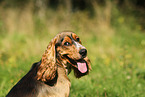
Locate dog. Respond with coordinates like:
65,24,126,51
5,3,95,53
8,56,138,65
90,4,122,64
6,32,91,97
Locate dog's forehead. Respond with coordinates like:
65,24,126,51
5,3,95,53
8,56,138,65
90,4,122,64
56,32,79,43
59,32,73,37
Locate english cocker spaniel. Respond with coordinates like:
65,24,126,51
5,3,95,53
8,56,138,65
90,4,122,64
6,32,91,97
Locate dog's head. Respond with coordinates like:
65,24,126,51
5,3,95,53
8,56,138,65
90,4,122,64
37,32,91,82
56,32,91,78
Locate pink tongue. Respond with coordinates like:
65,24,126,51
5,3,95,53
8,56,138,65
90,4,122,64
77,62,87,73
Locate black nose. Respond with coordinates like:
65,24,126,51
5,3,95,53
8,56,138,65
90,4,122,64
79,49,87,58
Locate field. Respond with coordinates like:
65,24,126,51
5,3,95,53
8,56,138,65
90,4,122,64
0,5,145,97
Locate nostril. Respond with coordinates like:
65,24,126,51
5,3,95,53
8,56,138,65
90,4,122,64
79,49,87,58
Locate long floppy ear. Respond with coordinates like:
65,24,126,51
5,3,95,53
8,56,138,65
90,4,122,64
37,36,58,82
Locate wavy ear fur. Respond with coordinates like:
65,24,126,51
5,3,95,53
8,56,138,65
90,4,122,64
37,36,58,82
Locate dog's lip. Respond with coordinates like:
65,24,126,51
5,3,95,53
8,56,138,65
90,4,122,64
64,55,88,73
64,55,86,64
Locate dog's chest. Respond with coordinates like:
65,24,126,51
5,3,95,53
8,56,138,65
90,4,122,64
37,68,71,97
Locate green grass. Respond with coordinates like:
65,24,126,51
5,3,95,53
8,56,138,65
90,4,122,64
0,29,145,97
0,7,145,97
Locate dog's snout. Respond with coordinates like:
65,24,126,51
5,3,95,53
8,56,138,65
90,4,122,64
79,49,87,58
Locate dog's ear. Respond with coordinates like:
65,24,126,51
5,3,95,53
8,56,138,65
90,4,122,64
37,36,58,82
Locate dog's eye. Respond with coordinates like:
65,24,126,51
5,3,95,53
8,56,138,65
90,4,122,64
76,37,80,42
64,42,70,46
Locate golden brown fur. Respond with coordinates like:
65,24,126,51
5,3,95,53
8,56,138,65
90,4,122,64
6,32,91,97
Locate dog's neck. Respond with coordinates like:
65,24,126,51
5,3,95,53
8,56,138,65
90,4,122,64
56,56,71,76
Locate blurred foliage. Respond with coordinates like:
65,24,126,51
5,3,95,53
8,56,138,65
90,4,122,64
0,0,144,28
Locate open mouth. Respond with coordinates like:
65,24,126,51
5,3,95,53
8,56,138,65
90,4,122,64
64,55,88,73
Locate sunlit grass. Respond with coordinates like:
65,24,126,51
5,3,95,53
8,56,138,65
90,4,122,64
1,29,145,97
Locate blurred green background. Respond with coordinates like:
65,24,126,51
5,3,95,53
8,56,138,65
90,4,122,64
0,0,145,97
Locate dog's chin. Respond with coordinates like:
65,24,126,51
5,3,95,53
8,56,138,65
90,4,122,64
64,55,89,78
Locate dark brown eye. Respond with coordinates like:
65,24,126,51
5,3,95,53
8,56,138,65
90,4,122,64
64,42,70,46
76,37,80,42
